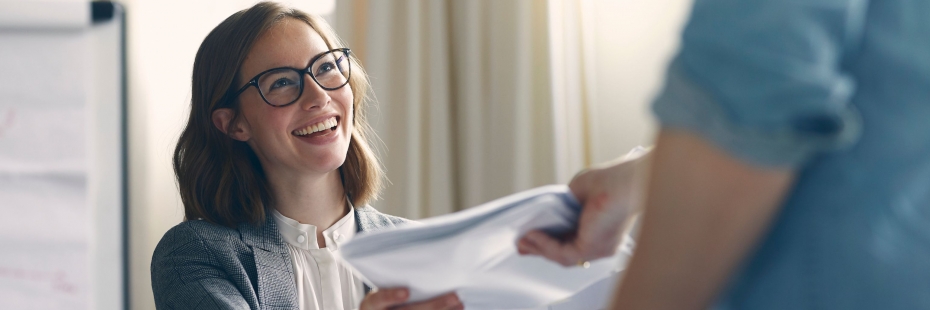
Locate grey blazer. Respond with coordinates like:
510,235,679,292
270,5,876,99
151,206,409,310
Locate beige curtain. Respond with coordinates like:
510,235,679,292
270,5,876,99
334,0,596,219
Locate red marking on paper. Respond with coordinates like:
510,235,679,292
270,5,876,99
0,108,15,138
0,266,78,294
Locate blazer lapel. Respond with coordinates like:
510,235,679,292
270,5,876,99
355,205,392,295
240,214,298,308
355,206,373,233
354,205,393,233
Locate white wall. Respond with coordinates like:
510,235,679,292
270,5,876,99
588,0,692,163
126,2,249,309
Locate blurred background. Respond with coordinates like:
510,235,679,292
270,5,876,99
2,0,693,309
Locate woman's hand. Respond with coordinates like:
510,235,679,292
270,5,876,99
359,288,463,310
517,149,650,266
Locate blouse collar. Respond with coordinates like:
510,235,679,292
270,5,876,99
271,203,357,251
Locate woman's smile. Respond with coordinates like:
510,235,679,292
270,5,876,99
292,115,341,145
293,116,338,136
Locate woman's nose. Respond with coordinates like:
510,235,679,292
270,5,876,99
297,73,330,109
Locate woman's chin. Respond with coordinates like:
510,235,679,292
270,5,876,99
300,154,347,175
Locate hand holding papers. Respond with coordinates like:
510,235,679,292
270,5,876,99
339,185,631,310
518,146,649,267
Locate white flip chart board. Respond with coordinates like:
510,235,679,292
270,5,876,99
0,1,126,309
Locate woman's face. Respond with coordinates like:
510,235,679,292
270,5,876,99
228,19,354,177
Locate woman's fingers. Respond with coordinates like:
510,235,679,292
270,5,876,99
360,289,462,310
393,292,463,310
359,288,409,310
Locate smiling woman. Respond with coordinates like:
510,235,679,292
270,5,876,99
175,4,375,229
150,2,462,310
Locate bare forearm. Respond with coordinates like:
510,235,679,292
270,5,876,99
610,129,795,310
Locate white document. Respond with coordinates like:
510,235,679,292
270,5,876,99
339,185,632,310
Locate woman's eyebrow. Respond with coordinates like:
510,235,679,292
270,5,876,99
248,47,332,75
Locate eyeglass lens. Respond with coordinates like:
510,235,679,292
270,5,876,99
256,50,350,106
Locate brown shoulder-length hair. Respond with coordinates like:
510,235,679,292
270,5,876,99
174,1,383,228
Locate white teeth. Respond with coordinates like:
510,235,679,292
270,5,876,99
294,117,338,136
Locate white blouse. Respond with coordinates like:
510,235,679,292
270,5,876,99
272,208,364,310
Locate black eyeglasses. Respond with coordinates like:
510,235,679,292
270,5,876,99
233,48,352,107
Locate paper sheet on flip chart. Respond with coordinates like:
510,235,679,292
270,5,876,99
0,26,91,310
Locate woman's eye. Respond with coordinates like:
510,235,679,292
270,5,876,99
270,78,296,89
316,62,335,76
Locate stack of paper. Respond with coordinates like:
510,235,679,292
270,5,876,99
338,185,631,310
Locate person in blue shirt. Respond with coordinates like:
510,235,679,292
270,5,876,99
519,0,930,309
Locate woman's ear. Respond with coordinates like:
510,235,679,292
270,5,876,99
212,108,251,142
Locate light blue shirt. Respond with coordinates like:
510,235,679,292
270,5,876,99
652,0,930,309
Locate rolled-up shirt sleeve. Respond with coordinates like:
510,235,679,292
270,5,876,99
653,0,869,167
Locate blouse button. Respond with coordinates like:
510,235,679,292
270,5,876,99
297,235,306,243
334,233,342,241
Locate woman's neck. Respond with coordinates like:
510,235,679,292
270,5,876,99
267,168,348,232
